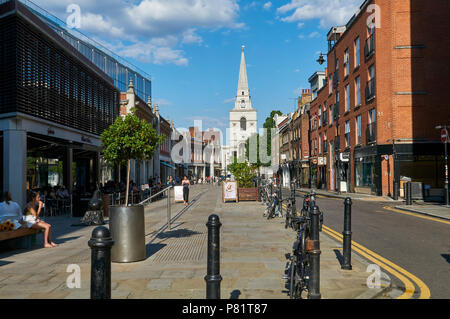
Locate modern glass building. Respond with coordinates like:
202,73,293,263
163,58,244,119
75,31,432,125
0,0,153,215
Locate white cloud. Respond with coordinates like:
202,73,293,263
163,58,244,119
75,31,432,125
276,0,361,29
31,0,242,65
223,98,235,104
182,29,203,45
308,31,320,38
263,2,272,10
297,22,305,28
153,98,172,106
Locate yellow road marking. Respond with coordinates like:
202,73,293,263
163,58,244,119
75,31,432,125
323,225,430,299
280,201,432,298
383,206,450,226
281,205,431,298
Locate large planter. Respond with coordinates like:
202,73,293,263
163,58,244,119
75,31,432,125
109,205,146,263
238,187,258,201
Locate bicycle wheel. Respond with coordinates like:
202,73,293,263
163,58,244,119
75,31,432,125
289,260,296,299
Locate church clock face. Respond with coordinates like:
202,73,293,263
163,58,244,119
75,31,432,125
240,100,246,108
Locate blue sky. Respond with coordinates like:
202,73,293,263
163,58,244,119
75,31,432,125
31,0,362,133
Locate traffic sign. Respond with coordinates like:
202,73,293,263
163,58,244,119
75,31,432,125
441,128,448,143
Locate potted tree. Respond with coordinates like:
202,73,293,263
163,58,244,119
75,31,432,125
229,162,258,201
101,108,163,262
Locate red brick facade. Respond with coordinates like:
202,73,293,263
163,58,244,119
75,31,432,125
308,0,450,196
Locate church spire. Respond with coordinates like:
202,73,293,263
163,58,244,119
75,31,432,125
237,45,248,93
234,45,252,110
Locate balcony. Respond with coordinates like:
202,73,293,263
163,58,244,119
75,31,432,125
366,123,376,144
365,78,376,102
334,136,340,151
333,69,339,88
365,33,375,59
334,102,340,120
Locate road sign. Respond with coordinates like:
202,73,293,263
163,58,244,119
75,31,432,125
441,128,448,143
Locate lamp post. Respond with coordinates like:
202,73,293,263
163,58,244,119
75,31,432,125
316,52,326,65
436,126,449,206
387,139,400,200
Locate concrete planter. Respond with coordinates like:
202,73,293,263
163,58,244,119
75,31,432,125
109,205,146,263
238,187,258,201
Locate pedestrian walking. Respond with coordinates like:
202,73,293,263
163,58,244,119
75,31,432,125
182,175,191,206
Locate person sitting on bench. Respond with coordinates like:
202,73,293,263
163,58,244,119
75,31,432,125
23,191,58,248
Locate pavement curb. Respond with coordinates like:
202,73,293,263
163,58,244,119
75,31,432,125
393,205,450,221
321,229,393,299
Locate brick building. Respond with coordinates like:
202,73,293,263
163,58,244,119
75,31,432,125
308,0,450,197
290,90,312,187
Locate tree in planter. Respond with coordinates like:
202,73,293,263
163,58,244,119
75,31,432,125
228,162,256,188
101,108,164,206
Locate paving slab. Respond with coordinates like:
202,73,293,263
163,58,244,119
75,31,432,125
0,184,391,299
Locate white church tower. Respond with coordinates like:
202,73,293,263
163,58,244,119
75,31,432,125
229,45,257,161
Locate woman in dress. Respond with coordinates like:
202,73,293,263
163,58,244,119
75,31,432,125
182,175,191,206
24,191,58,248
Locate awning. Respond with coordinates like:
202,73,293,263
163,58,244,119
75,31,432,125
160,161,176,169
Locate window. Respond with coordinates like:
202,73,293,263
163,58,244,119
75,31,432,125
345,120,351,147
369,65,375,80
369,108,376,124
240,117,247,131
345,84,350,112
344,49,349,76
242,91,245,96
330,104,334,124
355,76,361,106
354,37,360,68
318,108,322,127
319,134,322,154
329,74,333,94
356,115,362,145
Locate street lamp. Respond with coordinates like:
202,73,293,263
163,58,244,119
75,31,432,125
316,52,326,65
435,125,449,206
386,139,401,200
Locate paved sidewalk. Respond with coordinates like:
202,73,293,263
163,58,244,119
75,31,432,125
394,204,450,221
0,184,391,299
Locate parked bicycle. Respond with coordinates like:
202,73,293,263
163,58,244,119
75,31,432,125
284,190,324,298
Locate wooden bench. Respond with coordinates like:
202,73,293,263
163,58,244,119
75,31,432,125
0,227,42,249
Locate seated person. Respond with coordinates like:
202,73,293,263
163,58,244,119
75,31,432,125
23,191,58,248
0,191,22,219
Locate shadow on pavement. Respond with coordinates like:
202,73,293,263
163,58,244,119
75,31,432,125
145,242,166,258
333,249,344,267
229,290,241,299
156,228,201,239
441,253,450,264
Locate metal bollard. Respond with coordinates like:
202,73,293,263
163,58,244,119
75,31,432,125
393,181,399,200
341,198,352,270
308,206,321,299
406,182,412,205
205,214,222,299
88,226,114,299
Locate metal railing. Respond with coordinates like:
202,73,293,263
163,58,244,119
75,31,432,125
139,185,173,230
366,123,376,144
366,78,376,101
365,33,375,59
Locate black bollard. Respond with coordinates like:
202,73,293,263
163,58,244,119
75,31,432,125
88,226,114,299
341,198,352,270
205,214,222,299
406,182,412,205
308,206,321,299
393,181,399,200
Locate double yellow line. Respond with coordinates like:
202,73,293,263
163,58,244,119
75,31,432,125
281,204,431,299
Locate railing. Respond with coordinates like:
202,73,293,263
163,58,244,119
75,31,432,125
366,123,376,144
334,136,341,151
334,102,340,120
139,185,173,230
366,78,376,101
333,69,339,88
365,33,375,59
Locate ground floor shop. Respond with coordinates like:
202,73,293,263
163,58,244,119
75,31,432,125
308,143,447,199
